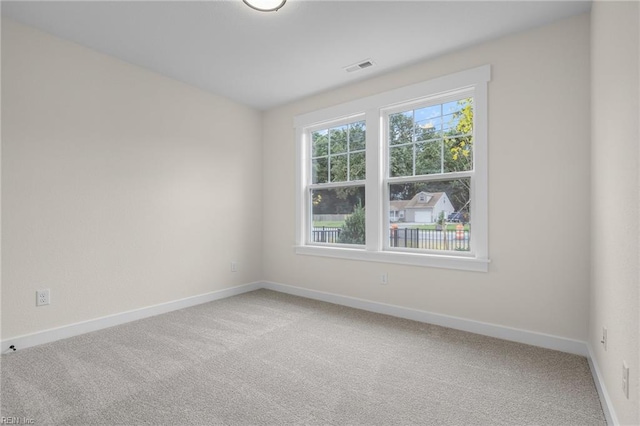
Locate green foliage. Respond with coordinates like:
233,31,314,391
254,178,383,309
389,111,414,145
443,98,473,173
415,141,442,175
311,99,473,220
349,122,366,150
312,186,365,215
338,204,366,245
388,97,473,181
389,113,414,177
390,145,413,177
312,121,366,185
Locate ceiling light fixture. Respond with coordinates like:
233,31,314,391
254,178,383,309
243,0,286,12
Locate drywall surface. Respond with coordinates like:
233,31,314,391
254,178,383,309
0,17,3,347
590,2,640,424
1,20,263,338
262,14,591,341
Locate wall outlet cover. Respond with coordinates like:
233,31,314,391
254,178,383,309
36,289,50,306
622,361,629,399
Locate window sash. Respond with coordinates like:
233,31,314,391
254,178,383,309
308,122,367,185
383,177,474,254
306,184,366,247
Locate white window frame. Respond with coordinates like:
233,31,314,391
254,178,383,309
294,65,490,272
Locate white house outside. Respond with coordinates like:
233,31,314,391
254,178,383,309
390,191,455,223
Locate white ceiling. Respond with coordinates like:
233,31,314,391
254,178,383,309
2,1,591,110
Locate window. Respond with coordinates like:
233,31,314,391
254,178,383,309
310,120,367,245
385,95,473,254
295,66,490,272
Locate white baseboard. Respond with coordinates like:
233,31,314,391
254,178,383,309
3,279,613,420
587,343,619,426
2,279,590,359
1,282,262,354
261,281,589,357
1,278,618,426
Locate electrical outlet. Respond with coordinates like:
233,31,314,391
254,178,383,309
380,273,388,285
601,327,607,351
622,361,629,399
231,262,238,272
36,289,50,306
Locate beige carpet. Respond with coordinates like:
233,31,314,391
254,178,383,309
1,289,605,425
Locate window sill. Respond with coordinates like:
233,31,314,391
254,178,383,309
294,245,489,272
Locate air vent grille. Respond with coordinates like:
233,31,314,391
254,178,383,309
345,59,375,73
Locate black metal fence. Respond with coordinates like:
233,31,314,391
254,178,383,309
311,226,470,251
312,227,342,243
390,227,470,251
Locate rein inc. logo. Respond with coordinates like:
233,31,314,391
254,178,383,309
1,418,35,425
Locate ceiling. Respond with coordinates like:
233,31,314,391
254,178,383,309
2,1,591,110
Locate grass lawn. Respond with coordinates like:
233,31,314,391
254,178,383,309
313,221,345,228
409,224,470,231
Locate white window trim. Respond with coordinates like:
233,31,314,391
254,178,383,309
294,65,491,272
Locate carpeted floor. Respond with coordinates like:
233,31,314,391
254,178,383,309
1,289,605,425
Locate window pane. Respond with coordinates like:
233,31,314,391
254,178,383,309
415,141,442,175
312,158,328,184
442,100,463,115
349,121,366,151
312,129,329,157
350,152,366,180
330,154,348,182
415,118,442,142
415,104,441,121
388,178,470,252
330,125,348,154
448,98,473,136
312,120,366,184
389,111,414,145
389,145,413,177
311,186,366,245
442,113,459,133
444,136,473,173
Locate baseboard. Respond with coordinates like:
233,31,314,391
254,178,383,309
261,281,589,357
3,279,611,420
1,279,590,359
1,282,262,354
587,343,619,425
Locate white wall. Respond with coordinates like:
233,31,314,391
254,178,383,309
590,2,640,424
1,20,263,339
262,14,591,341
0,18,4,346
2,8,638,420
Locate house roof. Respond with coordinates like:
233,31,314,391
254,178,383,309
389,200,409,212
390,192,445,211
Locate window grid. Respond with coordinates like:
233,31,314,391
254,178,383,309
388,98,473,179
311,121,366,184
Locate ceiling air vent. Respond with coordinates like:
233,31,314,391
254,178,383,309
344,59,375,73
